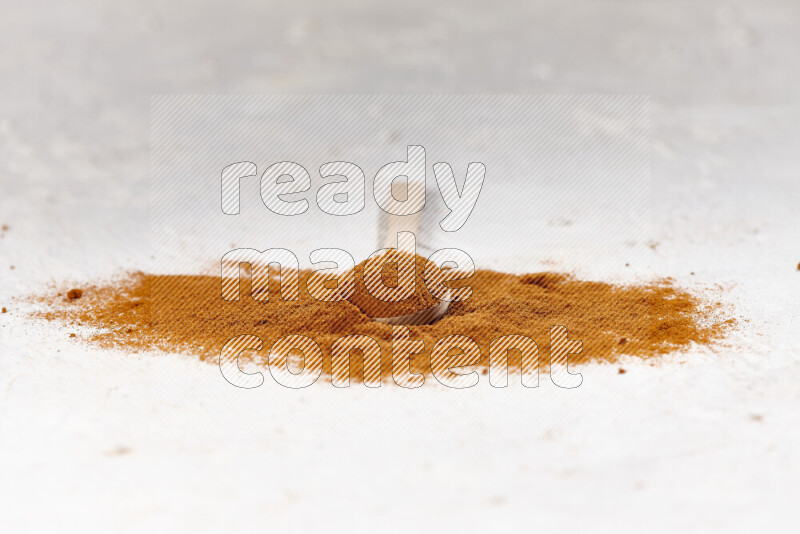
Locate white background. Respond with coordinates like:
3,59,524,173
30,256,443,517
1,1,799,532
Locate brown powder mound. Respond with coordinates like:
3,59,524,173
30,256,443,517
34,268,730,383
347,251,440,318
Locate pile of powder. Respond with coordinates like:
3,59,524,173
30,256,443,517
347,251,440,318
34,263,731,383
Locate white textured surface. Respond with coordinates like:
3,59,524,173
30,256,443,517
1,1,799,532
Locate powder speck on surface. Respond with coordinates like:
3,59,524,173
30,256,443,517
67,289,83,300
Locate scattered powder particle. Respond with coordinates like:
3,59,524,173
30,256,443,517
67,289,83,300
797,263,800,271
618,368,627,374
619,338,627,345
34,262,731,383
105,446,132,457
1,224,8,231
69,333,76,338
10,266,14,270
1,307,6,313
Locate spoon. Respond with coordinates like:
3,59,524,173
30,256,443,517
372,178,452,325
370,297,450,326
